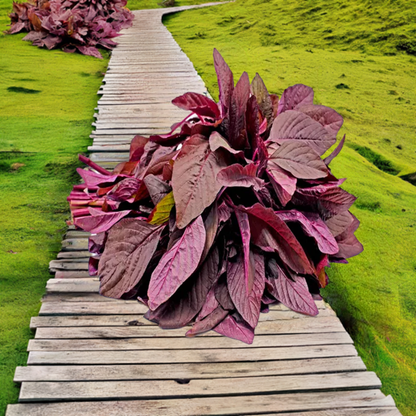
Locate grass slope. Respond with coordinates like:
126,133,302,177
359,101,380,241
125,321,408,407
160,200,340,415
0,5,109,414
159,0,416,414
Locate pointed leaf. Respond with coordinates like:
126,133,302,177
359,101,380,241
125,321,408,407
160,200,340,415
267,259,318,316
74,208,130,234
201,202,219,262
209,131,245,158
214,314,254,344
269,110,336,156
277,84,314,115
243,203,314,274
267,166,297,206
213,48,234,117
251,73,274,127
217,163,264,191
324,135,346,166
98,219,164,298
234,209,253,292
148,216,206,310
227,252,265,328
172,135,226,229
268,140,329,179
143,174,171,206
172,92,220,119
275,210,339,255
186,305,228,337
147,192,175,225
325,210,354,237
145,246,220,329
297,104,343,140
196,286,220,322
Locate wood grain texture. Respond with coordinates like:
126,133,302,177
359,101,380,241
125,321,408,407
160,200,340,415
6,390,396,416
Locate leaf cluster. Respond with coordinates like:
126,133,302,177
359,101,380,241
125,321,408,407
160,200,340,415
67,49,363,343
6,0,134,58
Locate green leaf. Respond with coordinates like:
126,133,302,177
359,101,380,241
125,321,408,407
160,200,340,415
148,191,175,225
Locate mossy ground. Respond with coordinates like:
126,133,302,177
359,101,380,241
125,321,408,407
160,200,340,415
0,0,415,415
0,5,109,413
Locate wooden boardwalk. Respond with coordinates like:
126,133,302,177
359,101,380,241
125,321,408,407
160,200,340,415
7,5,402,416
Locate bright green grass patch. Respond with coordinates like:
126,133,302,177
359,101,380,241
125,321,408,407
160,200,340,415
0,8,109,415
163,1,416,415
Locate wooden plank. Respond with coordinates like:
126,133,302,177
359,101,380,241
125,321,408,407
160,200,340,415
243,411,402,416
64,230,90,238
28,332,353,351
57,251,91,259
54,271,91,279
49,261,89,271
61,238,88,251
18,372,381,402
45,279,99,293
6,390,396,416
27,344,358,365
13,356,367,382
41,293,117,303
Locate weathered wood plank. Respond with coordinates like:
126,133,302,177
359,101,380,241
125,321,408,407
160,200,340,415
49,261,89,271
14,356,367,382
6,390,396,416
243,411,402,416
28,344,358,365
61,238,88,251
28,332,353,351
54,271,91,279
18,372,381,402
45,279,100,293
56,251,91,259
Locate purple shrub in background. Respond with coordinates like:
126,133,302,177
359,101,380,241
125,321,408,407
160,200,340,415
67,50,363,343
6,0,134,58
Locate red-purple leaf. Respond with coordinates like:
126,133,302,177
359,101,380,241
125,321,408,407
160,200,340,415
267,165,297,206
214,275,234,310
297,104,343,140
172,135,226,229
275,210,339,255
172,92,220,120
148,215,206,310
196,286,219,322
129,135,149,161
217,163,264,191
234,209,253,292
107,177,140,202
209,131,245,158
74,208,130,234
145,246,220,329
201,202,219,262
186,305,228,337
214,314,254,344
227,252,265,328
77,168,123,187
243,203,314,274
251,73,274,128
325,210,354,237
143,174,171,206
293,185,356,219
213,48,234,117
267,259,318,316
277,84,314,115
268,140,329,179
324,135,346,166
98,219,164,298
269,110,336,156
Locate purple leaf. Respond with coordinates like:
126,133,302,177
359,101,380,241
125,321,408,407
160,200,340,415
217,163,264,191
243,204,314,274
267,259,318,316
297,104,343,140
98,219,164,298
209,131,245,158
172,92,220,120
107,177,140,202
75,208,130,234
77,168,123,187
196,286,219,322
227,252,265,328
148,215,206,310
275,210,339,255
251,73,274,128
234,209,253,292
213,48,234,117
186,305,228,337
324,135,346,166
201,202,219,262
172,135,227,229
268,140,329,179
277,84,314,115
214,275,234,310
143,174,171,206
269,110,336,156
267,165,297,206
145,246,220,329
214,314,254,344
325,210,354,237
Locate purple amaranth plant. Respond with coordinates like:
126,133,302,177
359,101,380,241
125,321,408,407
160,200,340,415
67,49,363,343
6,0,134,58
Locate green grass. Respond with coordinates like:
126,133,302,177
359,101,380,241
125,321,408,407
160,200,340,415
159,0,416,414
0,4,110,414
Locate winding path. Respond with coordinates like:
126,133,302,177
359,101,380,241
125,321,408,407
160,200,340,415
6,5,402,415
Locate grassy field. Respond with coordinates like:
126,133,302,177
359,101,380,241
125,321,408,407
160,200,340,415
0,2,110,412
161,0,416,414
0,0,415,415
